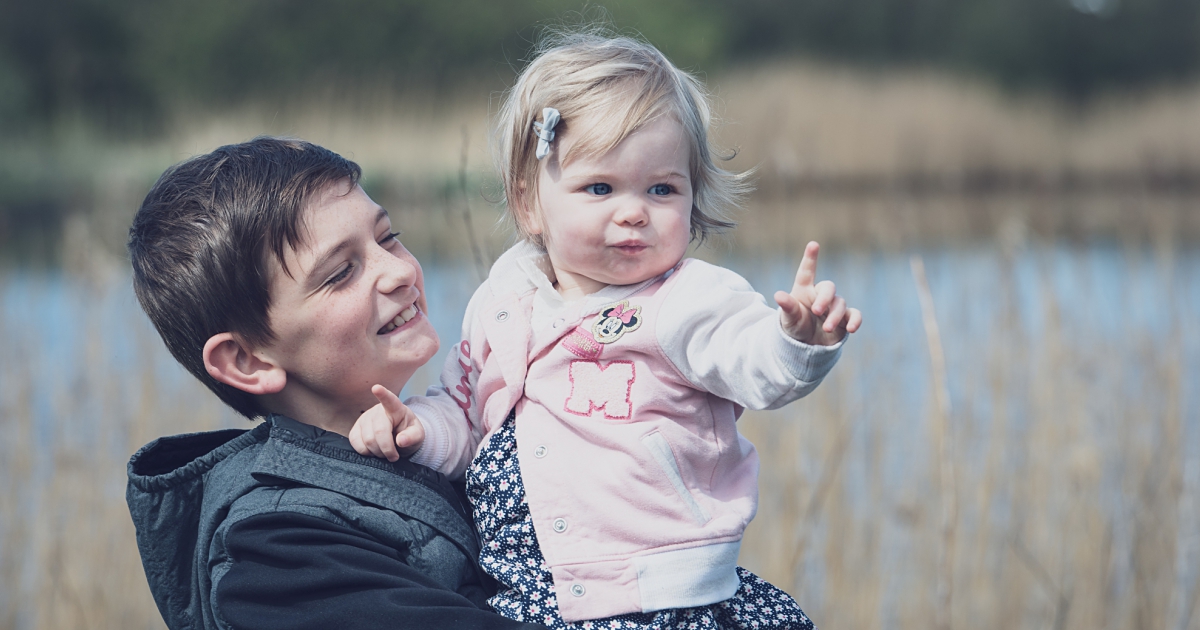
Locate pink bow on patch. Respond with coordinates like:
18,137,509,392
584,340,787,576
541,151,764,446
608,303,637,324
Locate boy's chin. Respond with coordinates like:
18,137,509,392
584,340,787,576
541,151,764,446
412,326,441,362
384,349,440,390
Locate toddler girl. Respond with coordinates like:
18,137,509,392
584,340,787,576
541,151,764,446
352,31,861,630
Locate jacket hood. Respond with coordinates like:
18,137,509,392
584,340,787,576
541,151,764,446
126,423,269,630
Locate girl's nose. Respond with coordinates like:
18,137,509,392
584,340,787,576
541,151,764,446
613,198,649,227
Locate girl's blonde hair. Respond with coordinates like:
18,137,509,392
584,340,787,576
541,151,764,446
496,29,750,245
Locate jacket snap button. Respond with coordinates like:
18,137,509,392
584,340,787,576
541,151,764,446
534,445,547,458
570,584,586,597
495,310,509,322
552,518,567,533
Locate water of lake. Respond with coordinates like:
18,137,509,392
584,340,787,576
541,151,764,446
12,245,1193,434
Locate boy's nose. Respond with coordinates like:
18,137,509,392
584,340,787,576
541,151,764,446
374,247,419,295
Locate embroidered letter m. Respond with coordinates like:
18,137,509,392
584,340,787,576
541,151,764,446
564,360,636,420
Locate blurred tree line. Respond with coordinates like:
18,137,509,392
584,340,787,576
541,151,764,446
1,0,1197,133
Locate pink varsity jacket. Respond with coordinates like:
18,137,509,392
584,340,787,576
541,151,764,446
407,241,842,621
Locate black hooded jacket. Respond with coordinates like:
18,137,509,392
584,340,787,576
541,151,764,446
126,415,547,630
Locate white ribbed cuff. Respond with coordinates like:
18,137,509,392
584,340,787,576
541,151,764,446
774,309,845,383
403,399,449,473
635,541,742,613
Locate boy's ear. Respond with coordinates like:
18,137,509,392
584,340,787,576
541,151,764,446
203,332,286,395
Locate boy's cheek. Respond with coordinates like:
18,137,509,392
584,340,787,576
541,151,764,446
414,264,429,315
417,290,429,317
416,319,440,356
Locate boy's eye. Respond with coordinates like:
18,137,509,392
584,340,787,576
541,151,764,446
325,263,354,287
649,184,673,196
585,183,612,196
381,231,401,244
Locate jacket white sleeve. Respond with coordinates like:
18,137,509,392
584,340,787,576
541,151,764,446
405,286,491,479
657,260,843,410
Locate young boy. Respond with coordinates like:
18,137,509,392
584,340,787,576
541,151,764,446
124,136,548,630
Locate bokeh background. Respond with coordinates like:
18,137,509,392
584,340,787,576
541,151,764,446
1,1,1198,629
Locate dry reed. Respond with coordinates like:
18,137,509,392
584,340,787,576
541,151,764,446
910,256,957,630
0,238,242,630
2,63,1197,630
2,199,1195,630
737,235,1196,630
25,61,1200,267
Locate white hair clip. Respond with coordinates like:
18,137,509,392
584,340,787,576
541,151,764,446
532,107,561,160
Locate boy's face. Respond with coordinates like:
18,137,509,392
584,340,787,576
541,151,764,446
257,182,438,428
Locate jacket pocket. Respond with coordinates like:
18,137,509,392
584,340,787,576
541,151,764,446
641,431,711,526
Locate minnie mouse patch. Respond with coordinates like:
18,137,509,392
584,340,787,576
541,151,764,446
591,300,643,344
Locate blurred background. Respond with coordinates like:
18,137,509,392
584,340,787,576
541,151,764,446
1,1,1197,629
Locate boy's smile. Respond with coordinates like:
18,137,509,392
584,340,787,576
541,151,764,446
533,115,694,300
256,182,438,433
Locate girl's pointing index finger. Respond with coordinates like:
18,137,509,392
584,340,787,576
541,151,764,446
794,241,821,290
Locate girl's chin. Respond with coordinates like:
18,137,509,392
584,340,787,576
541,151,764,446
611,254,679,279
605,267,672,286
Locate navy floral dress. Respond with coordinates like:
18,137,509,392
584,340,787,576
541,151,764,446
466,419,817,630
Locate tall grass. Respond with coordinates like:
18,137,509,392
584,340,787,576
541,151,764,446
1,63,1197,629
737,236,1196,630
3,200,1193,630
717,61,1200,189
0,259,240,630
8,61,1200,266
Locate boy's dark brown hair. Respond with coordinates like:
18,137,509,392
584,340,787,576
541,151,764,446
128,137,361,418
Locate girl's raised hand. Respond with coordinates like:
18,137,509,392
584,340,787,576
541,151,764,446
348,385,425,462
774,241,862,346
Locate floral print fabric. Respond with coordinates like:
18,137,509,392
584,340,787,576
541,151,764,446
466,419,816,630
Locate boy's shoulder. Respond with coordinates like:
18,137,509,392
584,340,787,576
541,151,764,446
126,418,484,629
126,418,473,541
125,422,269,520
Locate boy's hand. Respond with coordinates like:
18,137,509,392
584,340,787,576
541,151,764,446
774,241,862,345
348,385,425,462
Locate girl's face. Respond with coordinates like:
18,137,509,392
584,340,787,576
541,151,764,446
530,115,693,300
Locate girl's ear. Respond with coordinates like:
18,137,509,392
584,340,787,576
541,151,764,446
203,332,286,395
513,184,544,236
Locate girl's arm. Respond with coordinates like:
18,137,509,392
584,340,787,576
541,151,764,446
404,336,487,479
657,259,845,410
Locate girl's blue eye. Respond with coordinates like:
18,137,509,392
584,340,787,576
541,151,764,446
586,183,612,196
649,184,672,196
